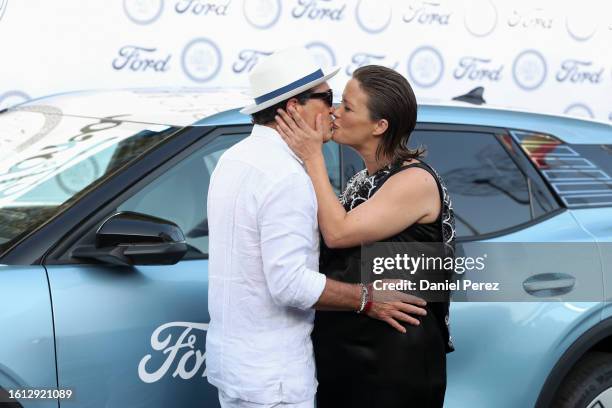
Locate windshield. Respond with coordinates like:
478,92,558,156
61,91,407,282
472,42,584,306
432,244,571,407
0,105,179,253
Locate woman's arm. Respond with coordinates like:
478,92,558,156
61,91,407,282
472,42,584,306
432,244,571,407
306,155,437,247
275,107,438,248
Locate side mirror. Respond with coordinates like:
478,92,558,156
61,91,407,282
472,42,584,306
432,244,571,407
72,211,188,266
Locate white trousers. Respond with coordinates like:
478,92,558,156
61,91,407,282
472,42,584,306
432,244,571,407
218,391,315,408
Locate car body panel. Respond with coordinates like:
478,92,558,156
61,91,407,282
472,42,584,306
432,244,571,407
0,265,57,408
445,209,603,408
45,260,217,407
569,208,612,322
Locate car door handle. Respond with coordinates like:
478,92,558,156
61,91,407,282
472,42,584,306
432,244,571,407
523,273,576,297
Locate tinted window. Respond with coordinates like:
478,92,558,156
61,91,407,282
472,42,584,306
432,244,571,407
324,141,342,195
409,130,532,238
118,134,243,258
118,130,342,257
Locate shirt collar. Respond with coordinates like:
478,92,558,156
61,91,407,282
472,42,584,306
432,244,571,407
251,125,304,164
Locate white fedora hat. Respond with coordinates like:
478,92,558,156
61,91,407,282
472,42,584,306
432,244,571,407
240,47,340,115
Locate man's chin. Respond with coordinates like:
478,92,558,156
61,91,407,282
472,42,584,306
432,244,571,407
322,130,334,143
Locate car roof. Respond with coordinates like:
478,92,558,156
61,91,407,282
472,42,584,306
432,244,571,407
198,102,612,145
13,88,253,127
12,88,611,145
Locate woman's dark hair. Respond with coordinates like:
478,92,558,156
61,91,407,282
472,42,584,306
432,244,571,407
250,89,313,125
352,65,425,162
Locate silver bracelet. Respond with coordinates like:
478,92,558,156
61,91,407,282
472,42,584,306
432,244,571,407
356,283,369,314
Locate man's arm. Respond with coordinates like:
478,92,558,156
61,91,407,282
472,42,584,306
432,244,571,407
258,171,425,332
314,279,427,333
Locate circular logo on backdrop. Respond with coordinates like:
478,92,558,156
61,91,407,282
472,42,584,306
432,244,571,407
464,0,497,37
123,0,164,24
565,4,598,41
243,0,281,29
512,50,547,91
305,42,337,69
0,0,8,22
123,0,164,25
181,38,222,83
564,103,594,119
356,0,393,34
0,90,31,110
407,46,445,88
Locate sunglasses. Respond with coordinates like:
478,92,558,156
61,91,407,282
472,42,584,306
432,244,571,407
306,89,333,107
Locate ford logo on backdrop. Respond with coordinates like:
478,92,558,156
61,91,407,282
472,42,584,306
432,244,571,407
402,1,452,26
464,0,497,37
0,90,30,111
181,38,222,83
346,53,398,76
174,0,231,16
232,49,272,74
564,103,594,119
292,0,346,21
243,0,282,29
355,0,393,34
305,42,337,70
112,46,171,72
123,0,165,25
507,7,553,30
512,49,547,91
0,0,8,23
453,57,503,82
407,46,445,88
565,5,598,41
556,60,604,84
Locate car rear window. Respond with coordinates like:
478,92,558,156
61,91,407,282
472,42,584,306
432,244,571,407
512,130,612,208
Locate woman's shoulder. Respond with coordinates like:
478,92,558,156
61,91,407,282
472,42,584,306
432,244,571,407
390,170,437,193
387,159,438,186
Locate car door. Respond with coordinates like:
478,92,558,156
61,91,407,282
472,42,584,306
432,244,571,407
0,265,57,408
43,125,343,407
404,126,604,408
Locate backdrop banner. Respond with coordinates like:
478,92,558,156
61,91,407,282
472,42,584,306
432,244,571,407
0,0,611,123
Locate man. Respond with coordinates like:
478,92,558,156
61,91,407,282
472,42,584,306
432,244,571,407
206,47,425,408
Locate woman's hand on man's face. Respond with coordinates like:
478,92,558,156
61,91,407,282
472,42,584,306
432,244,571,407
275,106,330,162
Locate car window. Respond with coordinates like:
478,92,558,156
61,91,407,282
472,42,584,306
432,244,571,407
324,141,341,195
409,130,532,239
117,130,342,257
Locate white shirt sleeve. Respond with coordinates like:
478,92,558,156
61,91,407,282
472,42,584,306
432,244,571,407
257,172,327,310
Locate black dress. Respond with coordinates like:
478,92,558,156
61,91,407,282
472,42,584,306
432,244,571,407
312,160,456,408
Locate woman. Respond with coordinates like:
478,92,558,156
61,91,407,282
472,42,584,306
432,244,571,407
274,65,455,407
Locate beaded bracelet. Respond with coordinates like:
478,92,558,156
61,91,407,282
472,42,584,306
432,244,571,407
356,283,369,314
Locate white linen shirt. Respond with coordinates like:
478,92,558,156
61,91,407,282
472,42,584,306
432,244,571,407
206,125,327,404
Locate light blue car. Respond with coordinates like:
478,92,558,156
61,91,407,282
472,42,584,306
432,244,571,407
0,89,611,408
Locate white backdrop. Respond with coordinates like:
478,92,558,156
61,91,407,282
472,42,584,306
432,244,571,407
0,0,611,122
